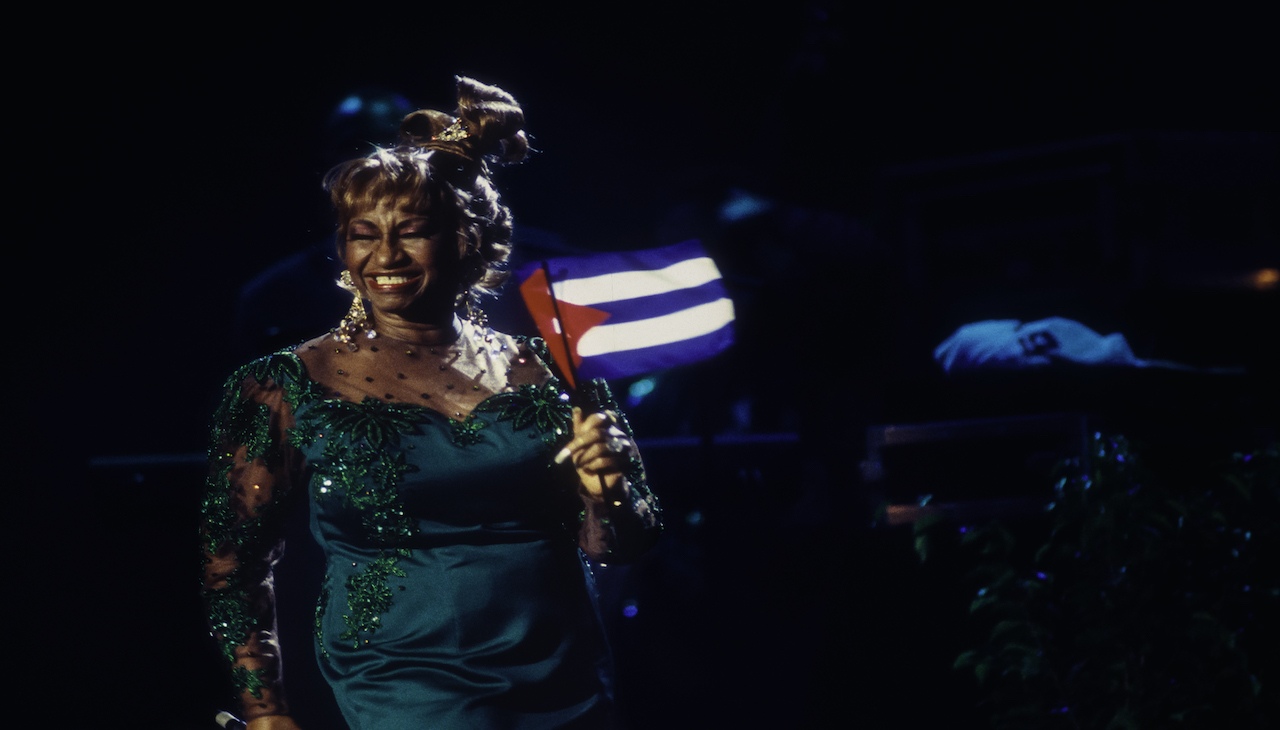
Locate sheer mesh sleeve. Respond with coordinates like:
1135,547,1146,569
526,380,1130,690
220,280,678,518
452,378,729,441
575,378,662,564
200,361,306,721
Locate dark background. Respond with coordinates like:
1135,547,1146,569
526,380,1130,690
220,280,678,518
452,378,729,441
29,3,1276,728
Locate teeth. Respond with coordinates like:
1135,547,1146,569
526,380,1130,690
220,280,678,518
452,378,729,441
373,275,414,285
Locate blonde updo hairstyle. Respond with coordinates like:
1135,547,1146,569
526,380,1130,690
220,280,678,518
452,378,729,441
324,76,529,313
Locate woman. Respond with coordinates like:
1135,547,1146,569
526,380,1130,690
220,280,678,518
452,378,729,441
201,77,661,730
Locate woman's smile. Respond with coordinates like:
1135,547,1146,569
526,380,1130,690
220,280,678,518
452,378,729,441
369,274,423,288
366,273,426,293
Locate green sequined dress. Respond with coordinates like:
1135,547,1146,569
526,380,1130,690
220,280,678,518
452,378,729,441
201,323,661,730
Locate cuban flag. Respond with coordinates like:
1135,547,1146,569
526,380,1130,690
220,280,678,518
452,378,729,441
516,240,735,389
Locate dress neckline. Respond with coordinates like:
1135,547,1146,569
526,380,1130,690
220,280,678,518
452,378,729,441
290,327,555,423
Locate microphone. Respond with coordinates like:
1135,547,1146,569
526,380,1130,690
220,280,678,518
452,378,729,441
215,711,247,730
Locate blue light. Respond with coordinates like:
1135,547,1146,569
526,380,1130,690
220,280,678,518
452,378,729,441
719,188,774,223
627,377,657,407
622,602,639,617
338,95,363,115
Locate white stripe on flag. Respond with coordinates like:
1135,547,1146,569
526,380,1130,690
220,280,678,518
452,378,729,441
552,257,722,306
577,298,736,357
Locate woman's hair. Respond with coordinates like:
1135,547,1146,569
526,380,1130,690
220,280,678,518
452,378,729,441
324,76,529,308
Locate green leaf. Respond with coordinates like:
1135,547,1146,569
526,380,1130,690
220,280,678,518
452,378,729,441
990,619,1032,642
970,594,1000,613
1034,543,1051,563
914,534,930,562
953,650,981,670
998,642,1040,658
871,500,888,525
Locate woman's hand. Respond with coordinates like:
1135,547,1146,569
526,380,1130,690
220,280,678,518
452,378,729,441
555,407,636,499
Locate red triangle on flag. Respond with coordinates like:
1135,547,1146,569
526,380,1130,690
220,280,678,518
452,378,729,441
518,266,611,390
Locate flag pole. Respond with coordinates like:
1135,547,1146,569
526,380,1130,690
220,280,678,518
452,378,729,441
542,262,614,496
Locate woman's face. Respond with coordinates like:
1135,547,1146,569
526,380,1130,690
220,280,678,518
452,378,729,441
343,195,464,325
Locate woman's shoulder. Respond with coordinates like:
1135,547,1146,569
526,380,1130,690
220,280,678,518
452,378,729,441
496,329,550,366
466,323,560,389
463,320,537,360
219,339,319,399
296,332,333,353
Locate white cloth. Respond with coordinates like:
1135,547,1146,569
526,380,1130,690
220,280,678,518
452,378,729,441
934,317,1147,373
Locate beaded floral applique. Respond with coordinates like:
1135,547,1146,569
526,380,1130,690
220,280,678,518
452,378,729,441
293,394,427,648
340,550,411,648
472,381,573,443
296,396,431,449
298,397,424,544
446,337,571,447
231,666,273,700
201,351,322,696
448,417,488,446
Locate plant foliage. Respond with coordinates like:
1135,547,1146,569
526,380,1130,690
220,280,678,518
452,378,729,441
950,436,1278,729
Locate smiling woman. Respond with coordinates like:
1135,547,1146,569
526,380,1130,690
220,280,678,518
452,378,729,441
324,84,522,337
199,77,661,730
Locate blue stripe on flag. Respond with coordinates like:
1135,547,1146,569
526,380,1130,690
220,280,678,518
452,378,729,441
578,321,735,380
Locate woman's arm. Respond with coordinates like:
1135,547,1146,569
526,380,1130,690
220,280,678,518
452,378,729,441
556,382,662,563
201,360,306,725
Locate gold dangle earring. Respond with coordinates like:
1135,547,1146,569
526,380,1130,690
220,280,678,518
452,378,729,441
458,251,492,330
457,243,488,328
332,270,376,351
457,288,487,329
